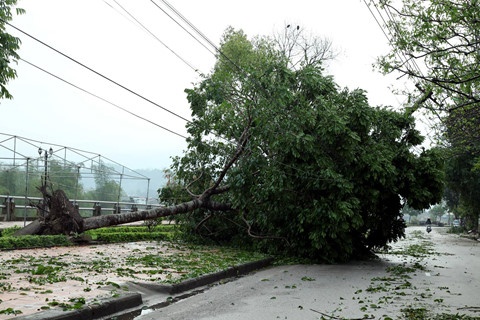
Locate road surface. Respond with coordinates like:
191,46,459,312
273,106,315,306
134,226,479,320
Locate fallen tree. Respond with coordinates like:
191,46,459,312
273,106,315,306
13,27,445,262
13,177,235,236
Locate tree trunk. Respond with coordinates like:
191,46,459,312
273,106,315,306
13,187,232,236
83,199,232,230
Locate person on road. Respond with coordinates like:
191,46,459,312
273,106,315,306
426,218,432,233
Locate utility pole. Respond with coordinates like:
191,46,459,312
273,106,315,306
24,158,29,226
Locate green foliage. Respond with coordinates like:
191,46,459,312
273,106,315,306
0,0,24,100
85,225,176,234
429,202,446,222
48,160,83,200
88,231,174,243
0,225,21,237
0,308,22,315
373,0,480,151
161,28,445,262
447,226,463,234
84,160,125,202
446,152,480,230
373,1,480,223
84,225,176,242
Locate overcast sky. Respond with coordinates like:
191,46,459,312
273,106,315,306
1,0,411,171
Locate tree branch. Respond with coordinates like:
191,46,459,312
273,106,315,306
241,214,289,244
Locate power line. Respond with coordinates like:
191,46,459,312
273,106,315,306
0,18,242,152
3,19,246,149
1,18,192,125
105,0,200,74
152,0,251,82
381,4,425,78
158,0,219,52
149,0,216,56
20,58,188,140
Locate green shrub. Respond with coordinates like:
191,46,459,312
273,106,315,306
0,235,71,249
93,232,174,243
85,225,176,235
0,226,22,237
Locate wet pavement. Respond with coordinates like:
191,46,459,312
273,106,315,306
132,227,479,320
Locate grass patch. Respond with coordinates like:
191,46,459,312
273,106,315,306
401,308,480,320
123,244,268,283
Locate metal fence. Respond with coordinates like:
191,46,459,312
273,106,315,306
0,195,164,224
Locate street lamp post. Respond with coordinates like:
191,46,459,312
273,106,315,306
37,147,53,218
38,147,53,189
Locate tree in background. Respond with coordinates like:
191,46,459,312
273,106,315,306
372,0,479,152
401,204,422,223
0,164,42,197
48,160,83,200
445,154,480,231
84,161,124,202
0,0,24,99
372,0,480,232
0,166,20,195
272,23,338,71
429,202,446,223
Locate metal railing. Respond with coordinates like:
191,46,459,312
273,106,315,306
0,195,164,223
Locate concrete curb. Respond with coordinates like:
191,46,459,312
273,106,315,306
135,257,274,295
14,292,142,320
14,257,274,320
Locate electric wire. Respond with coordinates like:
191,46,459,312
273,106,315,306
102,0,139,27
20,58,188,140
372,3,414,74
107,0,200,74
151,0,248,80
1,18,192,124
381,4,425,78
158,0,219,52
3,18,243,148
10,17,246,150
149,0,216,56
363,0,417,76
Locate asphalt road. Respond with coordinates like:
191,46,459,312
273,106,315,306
134,227,479,320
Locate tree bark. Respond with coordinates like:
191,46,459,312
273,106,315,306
13,194,232,236
12,219,42,236
83,199,232,231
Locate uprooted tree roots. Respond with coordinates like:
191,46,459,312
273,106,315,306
13,186,84,236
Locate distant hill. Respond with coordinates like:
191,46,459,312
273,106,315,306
125,168,168,198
